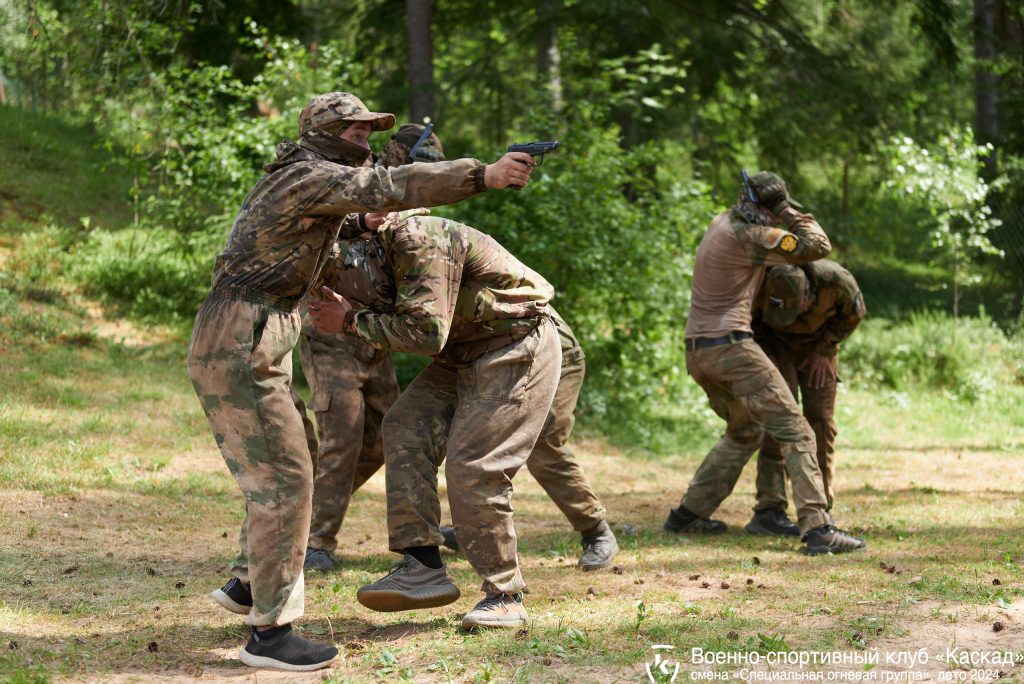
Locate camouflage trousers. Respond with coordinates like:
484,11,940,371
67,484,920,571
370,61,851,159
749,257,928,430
526,348,606,532
755,347,839,512
384,319,560,595
679,339,830,535
187,291,312,627
291,385,320,470
299,335,399,553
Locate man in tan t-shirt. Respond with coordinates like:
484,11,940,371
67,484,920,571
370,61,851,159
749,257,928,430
665,171,866,556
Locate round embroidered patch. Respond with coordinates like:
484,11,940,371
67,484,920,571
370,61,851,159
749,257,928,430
779,235,798,252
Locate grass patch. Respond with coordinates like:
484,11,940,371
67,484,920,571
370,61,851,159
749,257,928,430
0,106,132,229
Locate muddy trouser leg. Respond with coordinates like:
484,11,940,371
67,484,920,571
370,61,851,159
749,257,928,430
383,363,458,552
754,346,800,514
680,340,830,535
187,296,310,627
798,353,838,509
301,336,374,555
290,385,320,472
447,320,560,595
350,354,399,494
525,353,607,532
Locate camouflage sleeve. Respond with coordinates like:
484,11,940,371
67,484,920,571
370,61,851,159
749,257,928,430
346,225,463,355
739,208,832,266
301,158,487,218
815,279,866,356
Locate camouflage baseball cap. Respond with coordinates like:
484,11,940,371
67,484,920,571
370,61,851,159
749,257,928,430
298,92,396,136
381,123,446,167
762,265,809,327
748,171,803,209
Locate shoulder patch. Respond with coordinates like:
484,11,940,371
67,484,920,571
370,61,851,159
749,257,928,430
779,234,798,253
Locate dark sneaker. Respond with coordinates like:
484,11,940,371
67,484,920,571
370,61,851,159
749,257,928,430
802,525,867,556
304,547,336,572
745,509,800,537
461,592,528,629
239,624,338,671
439,526,461,553
211,577,252,615
356,555,460,612
663,507,727,535
578,522,620,571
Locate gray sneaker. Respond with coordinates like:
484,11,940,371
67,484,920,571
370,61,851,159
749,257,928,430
578,522,619,571
304,547,336,572
461,592,528,629
802,525,867,556
356,555,460,612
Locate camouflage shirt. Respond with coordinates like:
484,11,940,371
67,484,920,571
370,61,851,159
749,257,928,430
756,260,866,357
685,207,831,338
327,215,553,360
208,142,487,301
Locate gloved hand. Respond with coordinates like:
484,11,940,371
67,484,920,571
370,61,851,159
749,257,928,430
758,182,790,215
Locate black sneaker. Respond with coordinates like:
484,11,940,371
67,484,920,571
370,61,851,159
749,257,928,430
239,624,338,671
211,577,252,615
578,522,620,571
663,507,727,535
802,525,867,556
304,547,336,572
439,526,461,553
745,509,801,537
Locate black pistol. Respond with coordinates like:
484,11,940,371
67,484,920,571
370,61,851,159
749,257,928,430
506,141,560,190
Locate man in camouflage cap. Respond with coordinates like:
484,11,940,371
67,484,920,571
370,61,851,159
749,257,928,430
308,211,560,630
300,126,618,573
190,91,537,670
665,171,867,556
747,260,866,534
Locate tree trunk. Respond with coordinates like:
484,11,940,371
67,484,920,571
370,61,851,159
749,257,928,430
406,0,435,123
974,0,999,177
535,0,563,110
841,161,850,217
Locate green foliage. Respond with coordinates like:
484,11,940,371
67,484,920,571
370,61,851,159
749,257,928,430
842,311,1023,401
69,228,217,321
878,129,1005,313
445,92,718,434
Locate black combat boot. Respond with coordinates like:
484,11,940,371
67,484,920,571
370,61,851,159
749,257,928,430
663,506,727,534
745,509,800,537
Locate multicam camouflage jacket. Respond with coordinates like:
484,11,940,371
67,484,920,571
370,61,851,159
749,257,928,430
207,142,487,302
323,214,553,363
756,260,866,357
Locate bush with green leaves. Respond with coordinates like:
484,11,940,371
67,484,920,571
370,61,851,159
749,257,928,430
841,310,1023,402
877,129,1005,316
69,227,220,322
442,99,719,440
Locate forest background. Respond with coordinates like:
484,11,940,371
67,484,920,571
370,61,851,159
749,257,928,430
1,0,1023,446
3,2,1024,682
